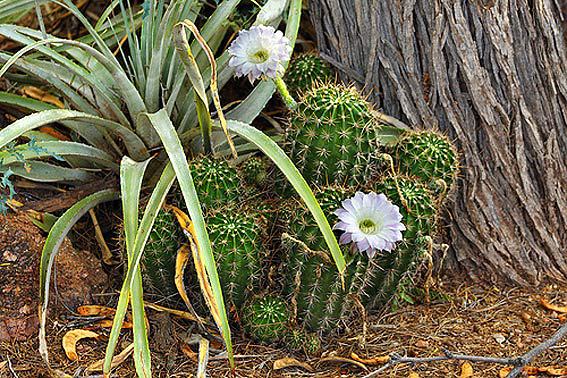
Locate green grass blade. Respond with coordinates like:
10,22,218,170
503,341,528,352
142,108,234,368
225,120,346,277
38,189,119,365
173,23,213,153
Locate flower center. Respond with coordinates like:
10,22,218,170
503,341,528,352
250,49,270,63
359,219,377,234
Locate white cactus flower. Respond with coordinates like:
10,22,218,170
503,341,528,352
228,25,292,84
333,192,406,259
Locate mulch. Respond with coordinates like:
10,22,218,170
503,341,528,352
1,281,566,377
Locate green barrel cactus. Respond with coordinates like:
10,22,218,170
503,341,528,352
140,208,183,297
282,186,372,332
285,83,380,186
183,156,241,210
395,130,459,189
207,209,265,309
285,53,333,94
243,295,289,342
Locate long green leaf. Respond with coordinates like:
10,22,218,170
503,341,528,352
225,120,346,277
0,141,118,169
103,159,176,376
0,109,149,161
0,161,95,182
103,156,152,377
38,189,119,365
143,108,234,368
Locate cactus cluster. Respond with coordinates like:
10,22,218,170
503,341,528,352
127,81,459,354
285,83,380,186
139,157,265,310
285,53,333,94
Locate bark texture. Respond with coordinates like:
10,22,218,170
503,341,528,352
310,0,567,285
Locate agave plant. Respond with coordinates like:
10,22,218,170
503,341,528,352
0,0,348,375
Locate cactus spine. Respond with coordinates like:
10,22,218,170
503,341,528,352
243,295,289,342
285,53,333,94
285,83,380,186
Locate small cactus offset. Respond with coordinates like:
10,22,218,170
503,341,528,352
285,53,333,94
285,83,380,186
141,208,183,297
243,295,289,343
241,156,270,188
395,130,459,189
207,209,265,309
284,329,321,355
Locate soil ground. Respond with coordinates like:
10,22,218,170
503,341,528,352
1,261,565,377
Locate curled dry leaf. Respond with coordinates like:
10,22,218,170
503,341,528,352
86,343,134,372
0,361,6,371
350,352,390,365
62,329,99,361
460,362,473,378
273,357,314,372
540,298,567,313
180,342,198,362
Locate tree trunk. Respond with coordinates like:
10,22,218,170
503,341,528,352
310,0,567,285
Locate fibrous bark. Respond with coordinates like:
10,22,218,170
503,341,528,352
310,0,567,285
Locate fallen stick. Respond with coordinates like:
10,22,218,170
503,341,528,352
361,321,567,378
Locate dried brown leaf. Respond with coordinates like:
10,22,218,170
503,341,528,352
408,373,420,378
350,352,390,365
539,366,567,375
460,362,473,377
180,342,198,362
76,305,116,317
96,319,133,329
62,329,99,361
21,86,65,108
540,298,567,313
273,357,314,372
86,343,134,372
319,356,368,370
